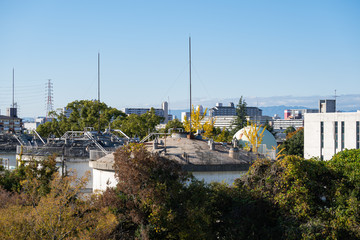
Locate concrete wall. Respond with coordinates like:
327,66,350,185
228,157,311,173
192,171,247,185
91,169,248,192
92,169,117,192
18,155,93,190
304,112,360,160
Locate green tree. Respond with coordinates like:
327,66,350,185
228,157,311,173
232,96,247,134
36,100,126,138
281,127,304,157
164,119,184,133
214,127,232,142
114,108,164,139
284,126,296,136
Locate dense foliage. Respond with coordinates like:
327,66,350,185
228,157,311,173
0,156,115,239
36,100,164,139
2,145,360,239
37,100,126,137
281,127,304,157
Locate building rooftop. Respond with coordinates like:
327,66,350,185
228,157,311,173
90,136,259,172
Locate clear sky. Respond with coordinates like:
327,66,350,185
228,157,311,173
1,0,359,117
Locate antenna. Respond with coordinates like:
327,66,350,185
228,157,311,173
334,89,338,100
98,52,101,133
98,52,100,103
45,79,54,120
189,36,192,134
12,68,14,108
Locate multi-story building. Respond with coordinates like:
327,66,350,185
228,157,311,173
209,102,236,117
273,119,304,130
304,111,360,160
284,108,318,120
246,107,262,119
0,115,22,134
123,101,172,124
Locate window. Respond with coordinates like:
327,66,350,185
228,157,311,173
341,121,345,150
335,121,338,149
321,122,324,148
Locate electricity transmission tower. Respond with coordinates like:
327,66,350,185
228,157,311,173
45,79,54,120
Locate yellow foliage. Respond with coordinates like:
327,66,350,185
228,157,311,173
183,105,210,134
243,122,266,153
203,117,216,139
272,145,286,160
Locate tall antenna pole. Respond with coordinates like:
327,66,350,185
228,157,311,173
12,68,14,108
98,52,100,103
98,52,101,133
189,36,192,134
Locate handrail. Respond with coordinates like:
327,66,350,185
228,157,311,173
112,129,130,139
140,132,166,143
33,130,46,145
84,131,108,155
12,134,24,146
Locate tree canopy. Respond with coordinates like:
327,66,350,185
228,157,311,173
232,96,247,134
36,100,164,139
280,127,304,157
37,100,126,137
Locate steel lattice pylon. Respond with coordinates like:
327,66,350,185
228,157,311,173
45,79,54,119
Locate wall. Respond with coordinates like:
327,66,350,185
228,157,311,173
304,112,360,160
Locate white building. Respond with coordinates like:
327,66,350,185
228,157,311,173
273,119,304,130
304,111,360,160
201,116,236,130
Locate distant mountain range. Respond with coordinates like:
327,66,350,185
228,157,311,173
169,105,358,120
168,94,360,120
169,106,311,120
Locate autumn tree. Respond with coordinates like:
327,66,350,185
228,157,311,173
183,105,215,138
183,105,207,133
242,122,266,153
0,171,117,239
103,144,218,239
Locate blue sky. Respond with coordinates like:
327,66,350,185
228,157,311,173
0,0,359,117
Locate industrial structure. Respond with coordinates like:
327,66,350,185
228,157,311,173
90,133,259,192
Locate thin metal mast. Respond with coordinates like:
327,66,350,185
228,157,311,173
12,68,14,108
98,52,101,133
98,52,100,103
189,37,192,133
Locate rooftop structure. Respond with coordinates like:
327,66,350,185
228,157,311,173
90,135,260,191
16,129,133,192
319,99,336,113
